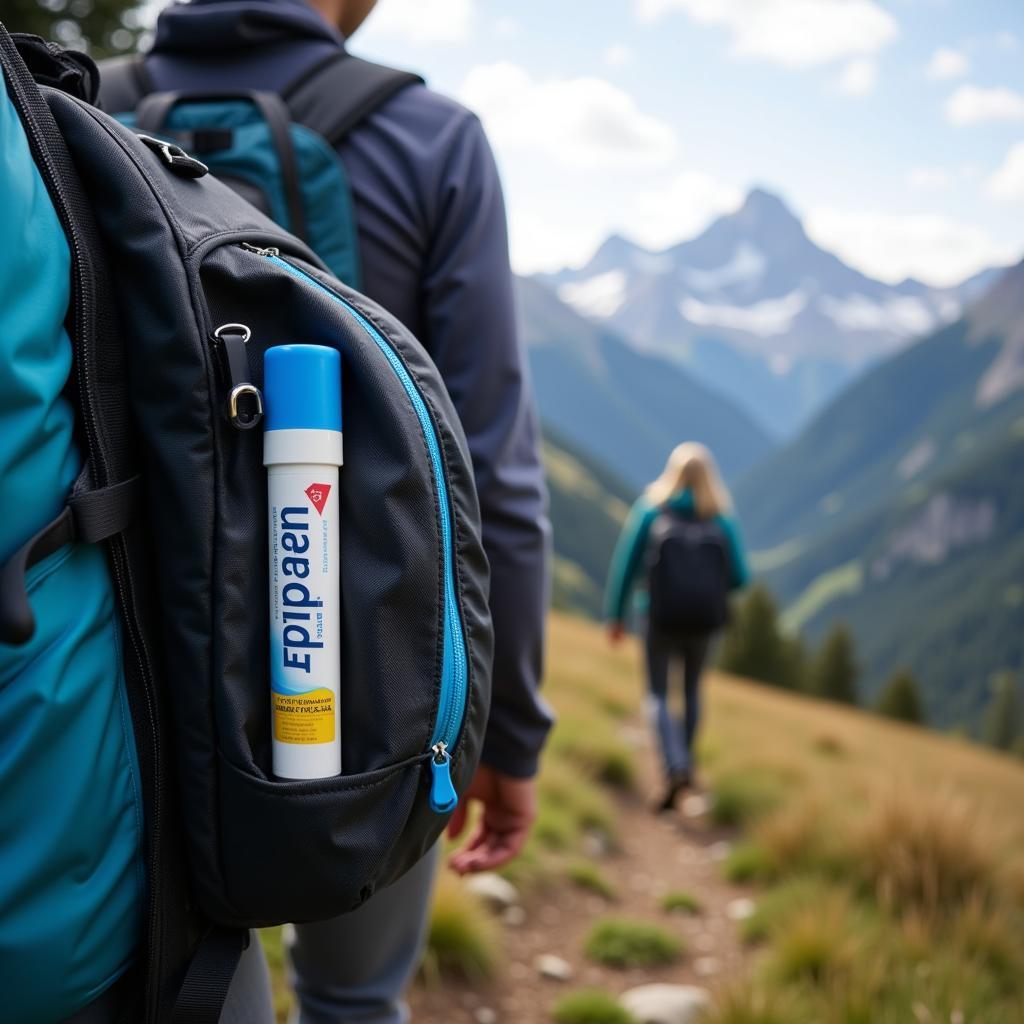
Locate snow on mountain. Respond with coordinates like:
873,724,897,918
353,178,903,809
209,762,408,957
538,189,1008,436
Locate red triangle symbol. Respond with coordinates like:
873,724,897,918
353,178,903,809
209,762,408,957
305,483,331,516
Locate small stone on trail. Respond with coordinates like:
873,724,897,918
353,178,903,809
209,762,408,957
708,840,732,862
582,830,612,858
502,904,527,927
465,873,519,912
682,794,709,818
726,897,755,921
620,983,712,1024
474,1008,497,1024
693,955,719,977
535,953,574,982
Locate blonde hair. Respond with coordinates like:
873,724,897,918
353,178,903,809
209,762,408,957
645,442,732,518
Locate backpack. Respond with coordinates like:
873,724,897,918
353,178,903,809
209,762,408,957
97,52,423,287
646,511,730,635
0,28,492,1023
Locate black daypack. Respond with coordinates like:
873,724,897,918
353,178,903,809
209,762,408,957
0,28,492,1023
646,511,730,635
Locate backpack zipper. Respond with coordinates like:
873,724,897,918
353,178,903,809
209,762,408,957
239,246,467,813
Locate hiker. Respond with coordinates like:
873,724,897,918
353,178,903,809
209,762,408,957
605,443,749,812
93,1,552,1021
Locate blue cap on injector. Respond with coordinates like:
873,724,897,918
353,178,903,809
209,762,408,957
264,345,342,433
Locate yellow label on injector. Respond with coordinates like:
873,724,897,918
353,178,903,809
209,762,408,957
273,688,336,745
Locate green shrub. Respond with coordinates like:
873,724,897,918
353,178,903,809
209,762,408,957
659,890,701,915
553,990,636,1024
584,917,681,968
711,773,783,827
567,860,617,900
723,842,774,883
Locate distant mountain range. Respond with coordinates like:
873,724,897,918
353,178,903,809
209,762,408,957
539,189,1002,437
543,429,633,618
735,260,1024,729
518,276,772,490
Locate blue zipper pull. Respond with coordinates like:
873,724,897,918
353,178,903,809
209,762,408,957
429,743,458,814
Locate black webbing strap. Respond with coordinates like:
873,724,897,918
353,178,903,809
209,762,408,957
171,928,248,1024
0,473,141,645
282,52,424,147
134,87,309,240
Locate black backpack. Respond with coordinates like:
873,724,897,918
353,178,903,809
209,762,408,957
646,510,730,635
0,29,492,1023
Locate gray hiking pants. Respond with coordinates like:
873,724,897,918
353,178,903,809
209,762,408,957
220,844,439,1024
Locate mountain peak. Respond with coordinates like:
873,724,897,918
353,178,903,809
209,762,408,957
735,187,803,232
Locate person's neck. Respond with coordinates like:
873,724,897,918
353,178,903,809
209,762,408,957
307,0,345,28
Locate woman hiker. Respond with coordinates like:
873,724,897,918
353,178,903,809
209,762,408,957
605,443,750,812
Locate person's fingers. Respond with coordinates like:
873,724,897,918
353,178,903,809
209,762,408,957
450,822,530,874
446,799,469,840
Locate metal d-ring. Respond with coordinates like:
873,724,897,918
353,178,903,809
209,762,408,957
213,323,252,344
229,384,263,430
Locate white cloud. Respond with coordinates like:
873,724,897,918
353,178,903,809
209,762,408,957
604,44,634,67
507,211,606,275
362,0,475,43
459,62,677,168
945,85,1024,125
925,47,968,81
988,142,1024,202
806,207,1019,286
906,166,952,189
619,171,743,251
835,58,878,97
634,0,898,68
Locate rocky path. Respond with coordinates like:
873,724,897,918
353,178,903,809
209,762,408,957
408,725,754,1024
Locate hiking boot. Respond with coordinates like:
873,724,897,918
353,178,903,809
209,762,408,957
654,770,690,813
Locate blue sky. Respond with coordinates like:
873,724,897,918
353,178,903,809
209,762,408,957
353,0,1024,285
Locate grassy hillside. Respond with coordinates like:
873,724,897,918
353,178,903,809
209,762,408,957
771,432,1024,726
543,429,635,618
262,613,1024,1023
735,261,1023,550
519,277,774,489
733,262,1024,728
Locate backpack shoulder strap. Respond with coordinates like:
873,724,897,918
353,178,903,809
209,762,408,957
96,54,154,114
282,52,424,147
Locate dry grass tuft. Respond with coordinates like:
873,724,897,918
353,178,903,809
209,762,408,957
853,790,998,917
421,872,501,983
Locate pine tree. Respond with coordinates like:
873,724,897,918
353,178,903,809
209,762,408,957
875,668,925,725
984,674,1019,751
5,0,145,58
809,624,859,706
718,584,802,690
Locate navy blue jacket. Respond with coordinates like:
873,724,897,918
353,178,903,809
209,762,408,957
144,0,553,777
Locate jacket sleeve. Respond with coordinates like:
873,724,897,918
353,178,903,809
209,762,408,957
421,113,553,779
603,499,655,623
718,514,751,591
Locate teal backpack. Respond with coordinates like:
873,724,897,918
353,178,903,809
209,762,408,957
99,53,423,286
0,46,143,1024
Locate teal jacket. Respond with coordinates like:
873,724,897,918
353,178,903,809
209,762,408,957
604,489,751,623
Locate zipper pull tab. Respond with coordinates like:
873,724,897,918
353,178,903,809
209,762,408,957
429,743,458,814
213,323,263,430
240,242,280,257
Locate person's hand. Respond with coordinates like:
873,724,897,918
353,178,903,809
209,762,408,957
447,764,537,875
607,621,626,645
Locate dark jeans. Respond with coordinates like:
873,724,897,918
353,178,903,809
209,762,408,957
645,627,711,778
